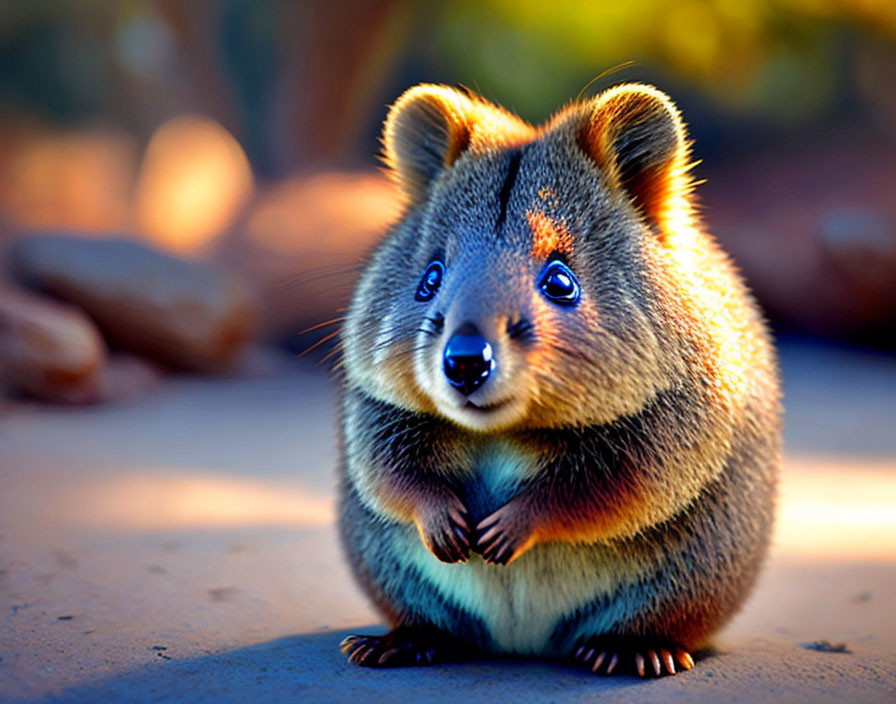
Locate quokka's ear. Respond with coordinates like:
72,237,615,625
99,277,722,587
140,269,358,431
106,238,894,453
578,84,691,227
382,84,477,204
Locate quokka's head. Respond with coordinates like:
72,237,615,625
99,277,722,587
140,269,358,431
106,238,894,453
344,83,701,433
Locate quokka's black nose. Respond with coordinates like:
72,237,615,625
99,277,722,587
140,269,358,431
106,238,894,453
443,324,494,395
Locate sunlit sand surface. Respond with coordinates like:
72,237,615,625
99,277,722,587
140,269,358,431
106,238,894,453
31,473,335,532
1,340,894,702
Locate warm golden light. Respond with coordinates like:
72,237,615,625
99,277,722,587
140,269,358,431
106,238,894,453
0,130,136,231
134,115,253,254
776,457,896,561
43,472,334,531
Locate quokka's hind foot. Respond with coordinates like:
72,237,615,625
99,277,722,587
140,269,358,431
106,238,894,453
572,635,695,678
340,626,473,668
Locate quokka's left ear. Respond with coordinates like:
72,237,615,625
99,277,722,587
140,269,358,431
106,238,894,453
382,84,533,206
578,84,692,227
382,84,476,205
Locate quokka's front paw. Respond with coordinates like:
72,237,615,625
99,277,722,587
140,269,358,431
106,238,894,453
415,492,472,563
474,498,535,565
572,636,695,678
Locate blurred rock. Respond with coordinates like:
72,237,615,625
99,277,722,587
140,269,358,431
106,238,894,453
214,171,399,342
703,131,896,347
231,345,296,378
9,235,258,372
819,209,896,287
0,286,106,403
818,209,896,343
0,215,20,264
96,354,163,403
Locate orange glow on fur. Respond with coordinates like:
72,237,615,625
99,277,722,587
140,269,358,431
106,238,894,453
659,219,754,406
527,210,572,259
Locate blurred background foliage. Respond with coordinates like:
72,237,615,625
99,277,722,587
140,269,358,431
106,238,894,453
1,0,895,402
2,0,895,172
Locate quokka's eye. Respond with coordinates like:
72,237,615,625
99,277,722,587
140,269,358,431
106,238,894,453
415,260,445,302
538,260,580,306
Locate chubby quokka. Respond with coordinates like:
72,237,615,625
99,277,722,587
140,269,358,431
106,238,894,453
338,83,781,677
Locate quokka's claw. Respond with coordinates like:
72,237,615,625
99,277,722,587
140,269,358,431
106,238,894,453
676,647,694,671
660,648,676,675
648,649,661,676
605,653,619,674
339,635,360,653
572,637,691,677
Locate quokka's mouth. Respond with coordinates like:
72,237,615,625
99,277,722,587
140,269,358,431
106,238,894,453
440,392,526,432
462,398,510,413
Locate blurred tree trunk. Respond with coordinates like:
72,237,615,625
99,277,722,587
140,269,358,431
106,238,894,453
272,0,412,172
155,0,241,139
157,0,413,177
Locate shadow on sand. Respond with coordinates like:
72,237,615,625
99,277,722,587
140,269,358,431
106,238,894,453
20,628,653,704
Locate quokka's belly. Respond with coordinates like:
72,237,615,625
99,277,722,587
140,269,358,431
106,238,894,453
384,525,658,655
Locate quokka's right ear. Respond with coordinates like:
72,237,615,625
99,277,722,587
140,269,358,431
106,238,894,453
578,83,692,230
382,84,477,204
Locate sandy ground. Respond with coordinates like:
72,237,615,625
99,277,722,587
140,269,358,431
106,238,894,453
1,338,895,703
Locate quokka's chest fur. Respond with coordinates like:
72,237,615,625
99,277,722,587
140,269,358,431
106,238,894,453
340,437,654,655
